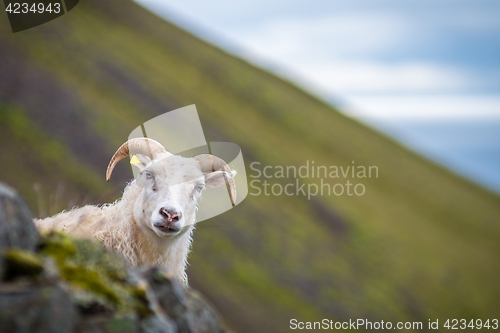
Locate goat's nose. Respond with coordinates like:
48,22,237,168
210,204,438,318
159,207,181,222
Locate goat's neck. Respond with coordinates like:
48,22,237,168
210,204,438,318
133,218,194,283
103,198,194,282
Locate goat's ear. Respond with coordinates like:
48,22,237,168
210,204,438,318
204,170,235,188
130,154,151,172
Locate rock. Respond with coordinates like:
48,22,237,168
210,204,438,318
182,290,228,333
0,182,39,278
143,267,188,321
0,283,77,333
75,315,137,333
0,185,230,333
139,315,176,333
142,267,228,333
128,269,177,333
2,248,44,281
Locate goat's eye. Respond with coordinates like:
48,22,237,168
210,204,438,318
145,172,153,179
195,185,204,192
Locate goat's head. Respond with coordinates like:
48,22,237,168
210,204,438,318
105,138,236,238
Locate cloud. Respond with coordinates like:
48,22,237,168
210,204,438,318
291,61,469,94
341,94,500,119
229,14,474,95
236,13,410,60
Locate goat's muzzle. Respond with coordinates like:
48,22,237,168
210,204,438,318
154,207,182,233
159,207,181,222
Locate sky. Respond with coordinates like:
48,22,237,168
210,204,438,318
133,0,500,192
134,0,500,119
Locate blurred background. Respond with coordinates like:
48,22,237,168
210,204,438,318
0,0,499,332
136,0,500,193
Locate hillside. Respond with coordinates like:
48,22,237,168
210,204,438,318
1,0,500,332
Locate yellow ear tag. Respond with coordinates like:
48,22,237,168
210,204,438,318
130,155,141,166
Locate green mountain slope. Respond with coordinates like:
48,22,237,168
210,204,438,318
1,1,499,332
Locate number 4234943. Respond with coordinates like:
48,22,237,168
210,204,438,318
444,319,498,330
5,3,62,14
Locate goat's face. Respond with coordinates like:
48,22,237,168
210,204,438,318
132,154,231,239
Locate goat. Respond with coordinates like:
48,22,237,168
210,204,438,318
34,138,236,284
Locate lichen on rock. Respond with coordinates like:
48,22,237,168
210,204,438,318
0,182,229,333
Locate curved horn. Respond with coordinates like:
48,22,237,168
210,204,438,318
106,138,167,182
194,154,237,206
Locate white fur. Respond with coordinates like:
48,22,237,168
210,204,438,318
34,154,230,284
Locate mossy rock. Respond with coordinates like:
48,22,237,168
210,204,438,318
0,182,39,278
0,284,76,333
2,248,44,281
0,185,229,333
37,232,160,321
38,233,139,315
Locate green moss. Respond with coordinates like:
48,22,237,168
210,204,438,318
2,249,44,280
103,317,137,333
61,263,120,306
129,285,155,318
37,233,160,319
70,238,129,283
38,233,138,316
39,232,77,265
